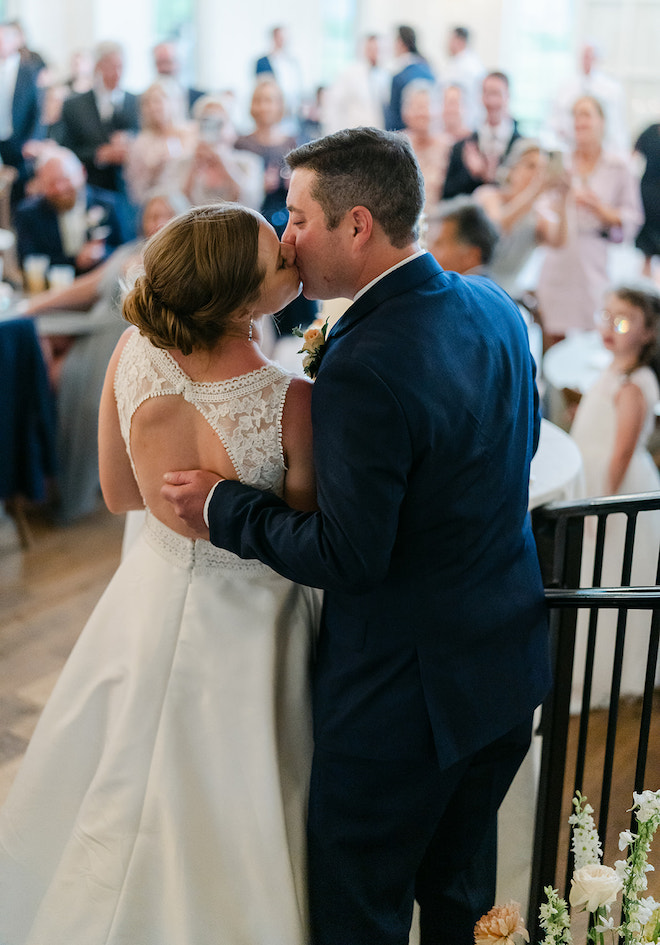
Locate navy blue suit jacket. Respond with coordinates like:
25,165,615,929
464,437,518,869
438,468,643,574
15,184,132,272
0,61,43,183
209,254,551,766
60,89,140,194
386,59,435,130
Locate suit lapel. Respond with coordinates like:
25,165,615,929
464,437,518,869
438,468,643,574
327,253,442,341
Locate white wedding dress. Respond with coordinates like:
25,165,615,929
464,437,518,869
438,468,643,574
0,331,320,945
570,364,660,709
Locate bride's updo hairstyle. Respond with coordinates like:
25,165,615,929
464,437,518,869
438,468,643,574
123,204,265,355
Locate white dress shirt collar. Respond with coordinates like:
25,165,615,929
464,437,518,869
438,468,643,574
352,249,426,302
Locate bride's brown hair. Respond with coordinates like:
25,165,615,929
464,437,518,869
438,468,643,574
123,204,265,355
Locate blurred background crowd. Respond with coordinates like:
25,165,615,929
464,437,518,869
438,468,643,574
1,8,660,525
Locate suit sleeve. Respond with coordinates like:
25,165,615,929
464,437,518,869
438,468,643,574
60,99,99,168
208,357,412,592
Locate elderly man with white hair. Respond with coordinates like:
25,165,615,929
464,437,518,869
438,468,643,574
14,145,132,274
60,40,140,197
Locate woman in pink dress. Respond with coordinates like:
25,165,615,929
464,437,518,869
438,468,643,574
535,95,642,344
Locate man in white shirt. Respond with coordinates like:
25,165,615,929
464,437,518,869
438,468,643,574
322,34,389,134
0,21,43,205
443,26,485,131
255,26,303,136
547,40,629,156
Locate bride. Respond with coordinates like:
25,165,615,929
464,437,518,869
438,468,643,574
0,204,320,944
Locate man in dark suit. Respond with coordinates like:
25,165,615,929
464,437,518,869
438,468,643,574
443,71,521,199
162,128,551,945
0,21,43,205
15,146,131,275
60,41,139,199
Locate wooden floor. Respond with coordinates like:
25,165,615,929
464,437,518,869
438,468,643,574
0,501,658,913
0,501,124,802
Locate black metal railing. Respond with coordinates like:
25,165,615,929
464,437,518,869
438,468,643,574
528,492,660,943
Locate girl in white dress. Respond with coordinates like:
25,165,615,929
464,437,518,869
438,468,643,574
570,285,660,708
0,205,320,945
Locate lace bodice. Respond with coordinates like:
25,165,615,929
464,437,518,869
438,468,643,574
114,330,293,497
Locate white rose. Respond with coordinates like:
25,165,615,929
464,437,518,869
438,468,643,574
569,864,623,912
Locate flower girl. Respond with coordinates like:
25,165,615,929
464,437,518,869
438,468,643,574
570,284,660,707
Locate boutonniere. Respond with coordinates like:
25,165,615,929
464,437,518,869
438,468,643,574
292,319,329,379
86,205,110,241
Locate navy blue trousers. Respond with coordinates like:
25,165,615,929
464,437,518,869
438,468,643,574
307,717,532,945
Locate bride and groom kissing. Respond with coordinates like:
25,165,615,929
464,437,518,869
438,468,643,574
0,127,550,945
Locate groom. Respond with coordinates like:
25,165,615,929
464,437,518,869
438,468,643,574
162,127,551,945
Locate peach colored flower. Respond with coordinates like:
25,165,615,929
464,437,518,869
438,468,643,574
301,326,324,354
474,902,530,945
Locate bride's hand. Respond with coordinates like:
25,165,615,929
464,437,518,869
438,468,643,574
161,469,222,539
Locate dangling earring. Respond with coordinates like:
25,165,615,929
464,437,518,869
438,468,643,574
248,318,253,342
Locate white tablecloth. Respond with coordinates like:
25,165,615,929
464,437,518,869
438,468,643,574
529,418,585,509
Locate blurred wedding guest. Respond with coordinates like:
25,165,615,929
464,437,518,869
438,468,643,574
0,21,44,205
548,40,628,157
15,146,131,275
443,27,485,130
428,200,544,367
633,120,660,278
152,39,205,117
385,24,435,131
428,201,499,277
400,80,446,214
474,139,569,298
536,95,642,343
124,81,195,207
182,94,264,209
6,19,46,73
235,77,318,334
298,85,325,143
60,41,140,200
441,83,471,143
443,71,521,200
570,285,660,708
64,48,94,95
20,190,187,523
321,33,389,133
235,77,297,231
255,25,303,136
30,51,93,147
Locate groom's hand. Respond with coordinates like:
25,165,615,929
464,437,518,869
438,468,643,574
161,469,223,539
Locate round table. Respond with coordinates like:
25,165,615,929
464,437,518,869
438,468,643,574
542,330,612,395
529,418,585,509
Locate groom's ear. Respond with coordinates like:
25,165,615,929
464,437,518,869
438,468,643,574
349,206,373,247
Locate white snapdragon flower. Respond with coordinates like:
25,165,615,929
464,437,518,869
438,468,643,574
619,830,637,851
633,790,660,824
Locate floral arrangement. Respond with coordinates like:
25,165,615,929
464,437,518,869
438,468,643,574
292,320,329,379
85,205,111,242
474,790,660,945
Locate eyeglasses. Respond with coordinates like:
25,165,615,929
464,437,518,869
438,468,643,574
595,310,631,334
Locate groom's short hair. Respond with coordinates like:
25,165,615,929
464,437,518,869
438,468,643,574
285,127,425,248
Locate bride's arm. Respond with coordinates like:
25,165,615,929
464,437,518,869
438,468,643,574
98,328,145,513
281,377,317,512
